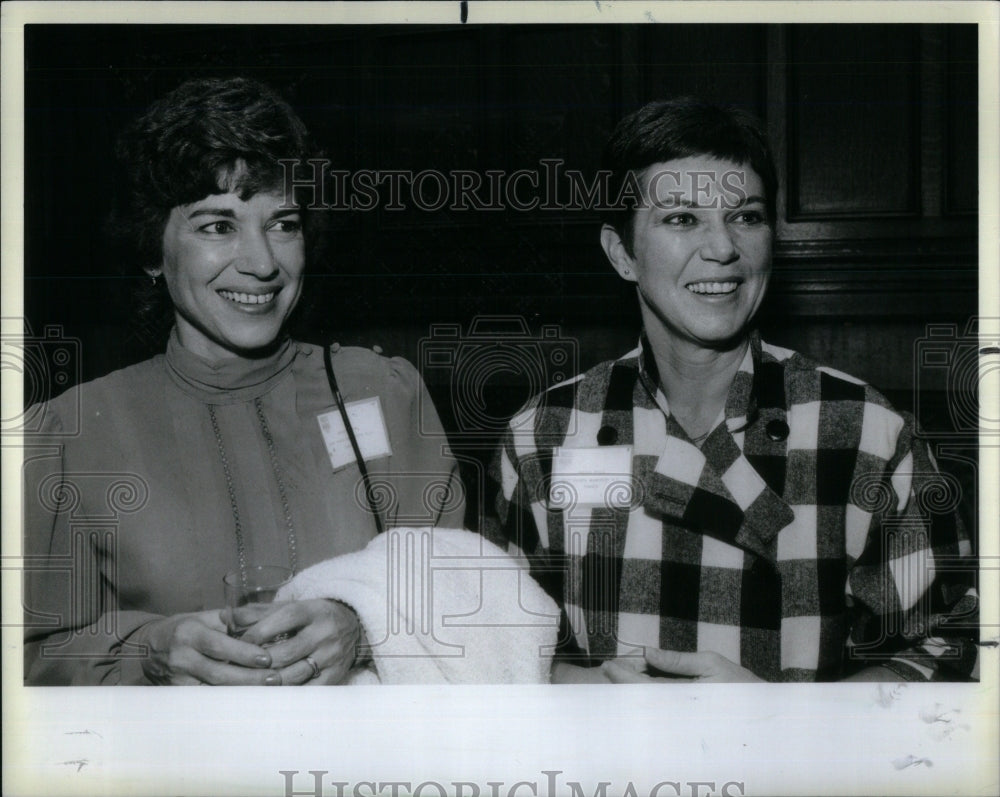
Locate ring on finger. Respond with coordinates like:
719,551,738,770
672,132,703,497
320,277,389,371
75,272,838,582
304,655,321,680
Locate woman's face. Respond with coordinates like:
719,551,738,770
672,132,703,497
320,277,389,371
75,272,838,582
157,189,305,361
603,155,773,352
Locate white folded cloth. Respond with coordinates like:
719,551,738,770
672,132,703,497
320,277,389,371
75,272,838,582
276,527,559,684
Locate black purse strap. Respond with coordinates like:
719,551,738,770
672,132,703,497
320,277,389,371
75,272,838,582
323,344,386,535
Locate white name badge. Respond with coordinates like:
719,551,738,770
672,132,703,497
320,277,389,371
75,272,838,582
550,445,633,509
317,397,393,471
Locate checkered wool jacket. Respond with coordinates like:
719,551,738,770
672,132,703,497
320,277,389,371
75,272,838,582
485,334,978,681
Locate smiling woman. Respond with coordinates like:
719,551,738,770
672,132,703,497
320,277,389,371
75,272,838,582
602,155,774,431
156,188,306,360
22,78,467,686
486,98,979,683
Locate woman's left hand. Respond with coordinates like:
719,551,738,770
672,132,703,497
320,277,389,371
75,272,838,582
602,648,764,683
233,599,361,685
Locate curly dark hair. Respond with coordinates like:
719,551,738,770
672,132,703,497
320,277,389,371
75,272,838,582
110,77,326,347
601,97,778,257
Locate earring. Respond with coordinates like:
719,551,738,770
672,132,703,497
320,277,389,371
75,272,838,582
623,268,631,276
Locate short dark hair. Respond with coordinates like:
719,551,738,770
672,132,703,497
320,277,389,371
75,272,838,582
601,98,777,255
110,77,324,348
113,76,320,269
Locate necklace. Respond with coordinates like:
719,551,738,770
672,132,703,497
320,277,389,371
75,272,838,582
254,397,298,573
208,400,299,585
689,428,712,445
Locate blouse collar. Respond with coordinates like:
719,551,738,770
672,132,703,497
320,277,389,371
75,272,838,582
164,327,297,404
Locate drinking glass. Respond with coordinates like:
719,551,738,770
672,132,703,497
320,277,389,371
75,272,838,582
222,565,293,639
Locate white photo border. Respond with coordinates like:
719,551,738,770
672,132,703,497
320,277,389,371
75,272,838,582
2,3,998,796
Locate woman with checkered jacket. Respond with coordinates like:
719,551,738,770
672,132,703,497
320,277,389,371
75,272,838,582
488,98,977,682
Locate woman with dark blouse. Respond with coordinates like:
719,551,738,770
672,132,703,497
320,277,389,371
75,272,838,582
23,77,465,685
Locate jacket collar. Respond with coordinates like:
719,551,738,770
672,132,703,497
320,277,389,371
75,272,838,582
636,332,761,431
617,331,794,560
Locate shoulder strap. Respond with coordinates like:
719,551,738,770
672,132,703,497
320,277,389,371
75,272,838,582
322,344,386,535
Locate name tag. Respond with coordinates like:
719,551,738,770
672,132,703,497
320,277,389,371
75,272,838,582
317,397,393,471
550,445,633,509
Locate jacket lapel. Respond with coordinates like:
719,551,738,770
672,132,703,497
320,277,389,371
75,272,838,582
573,356,640,657
641,336,795,561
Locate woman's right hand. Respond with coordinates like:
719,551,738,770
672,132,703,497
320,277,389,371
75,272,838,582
135,609,281,685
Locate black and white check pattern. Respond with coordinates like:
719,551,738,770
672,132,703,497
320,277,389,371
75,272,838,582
486,334,978,681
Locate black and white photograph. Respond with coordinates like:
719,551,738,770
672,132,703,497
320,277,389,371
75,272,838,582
2,2,998,796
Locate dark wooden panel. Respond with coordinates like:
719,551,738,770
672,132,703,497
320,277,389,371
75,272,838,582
643,24,767,116
504,26,617,164
787,25,921,219
372,29,483,171
371,29,484,230
945,25,978,216
21,23,979,398
501,25,617,225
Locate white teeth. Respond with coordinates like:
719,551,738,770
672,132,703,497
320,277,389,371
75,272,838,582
219,290,276,305
686,281,739,295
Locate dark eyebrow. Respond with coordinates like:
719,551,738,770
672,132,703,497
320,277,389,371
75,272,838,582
186,208,237,219
185,207,302,220
655,198,697,209
657,194,769,210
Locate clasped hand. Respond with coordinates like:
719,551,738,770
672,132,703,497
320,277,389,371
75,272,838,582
139,599,361,686
602,648,763,683
553,648,763,683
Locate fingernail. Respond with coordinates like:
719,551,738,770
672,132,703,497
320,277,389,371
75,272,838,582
254,654,271,668
264,672,282,686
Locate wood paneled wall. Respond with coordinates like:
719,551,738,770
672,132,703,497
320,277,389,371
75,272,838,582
24,22,978,418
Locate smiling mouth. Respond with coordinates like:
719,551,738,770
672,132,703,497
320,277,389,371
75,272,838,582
686,281,740,296
218,290,277,306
